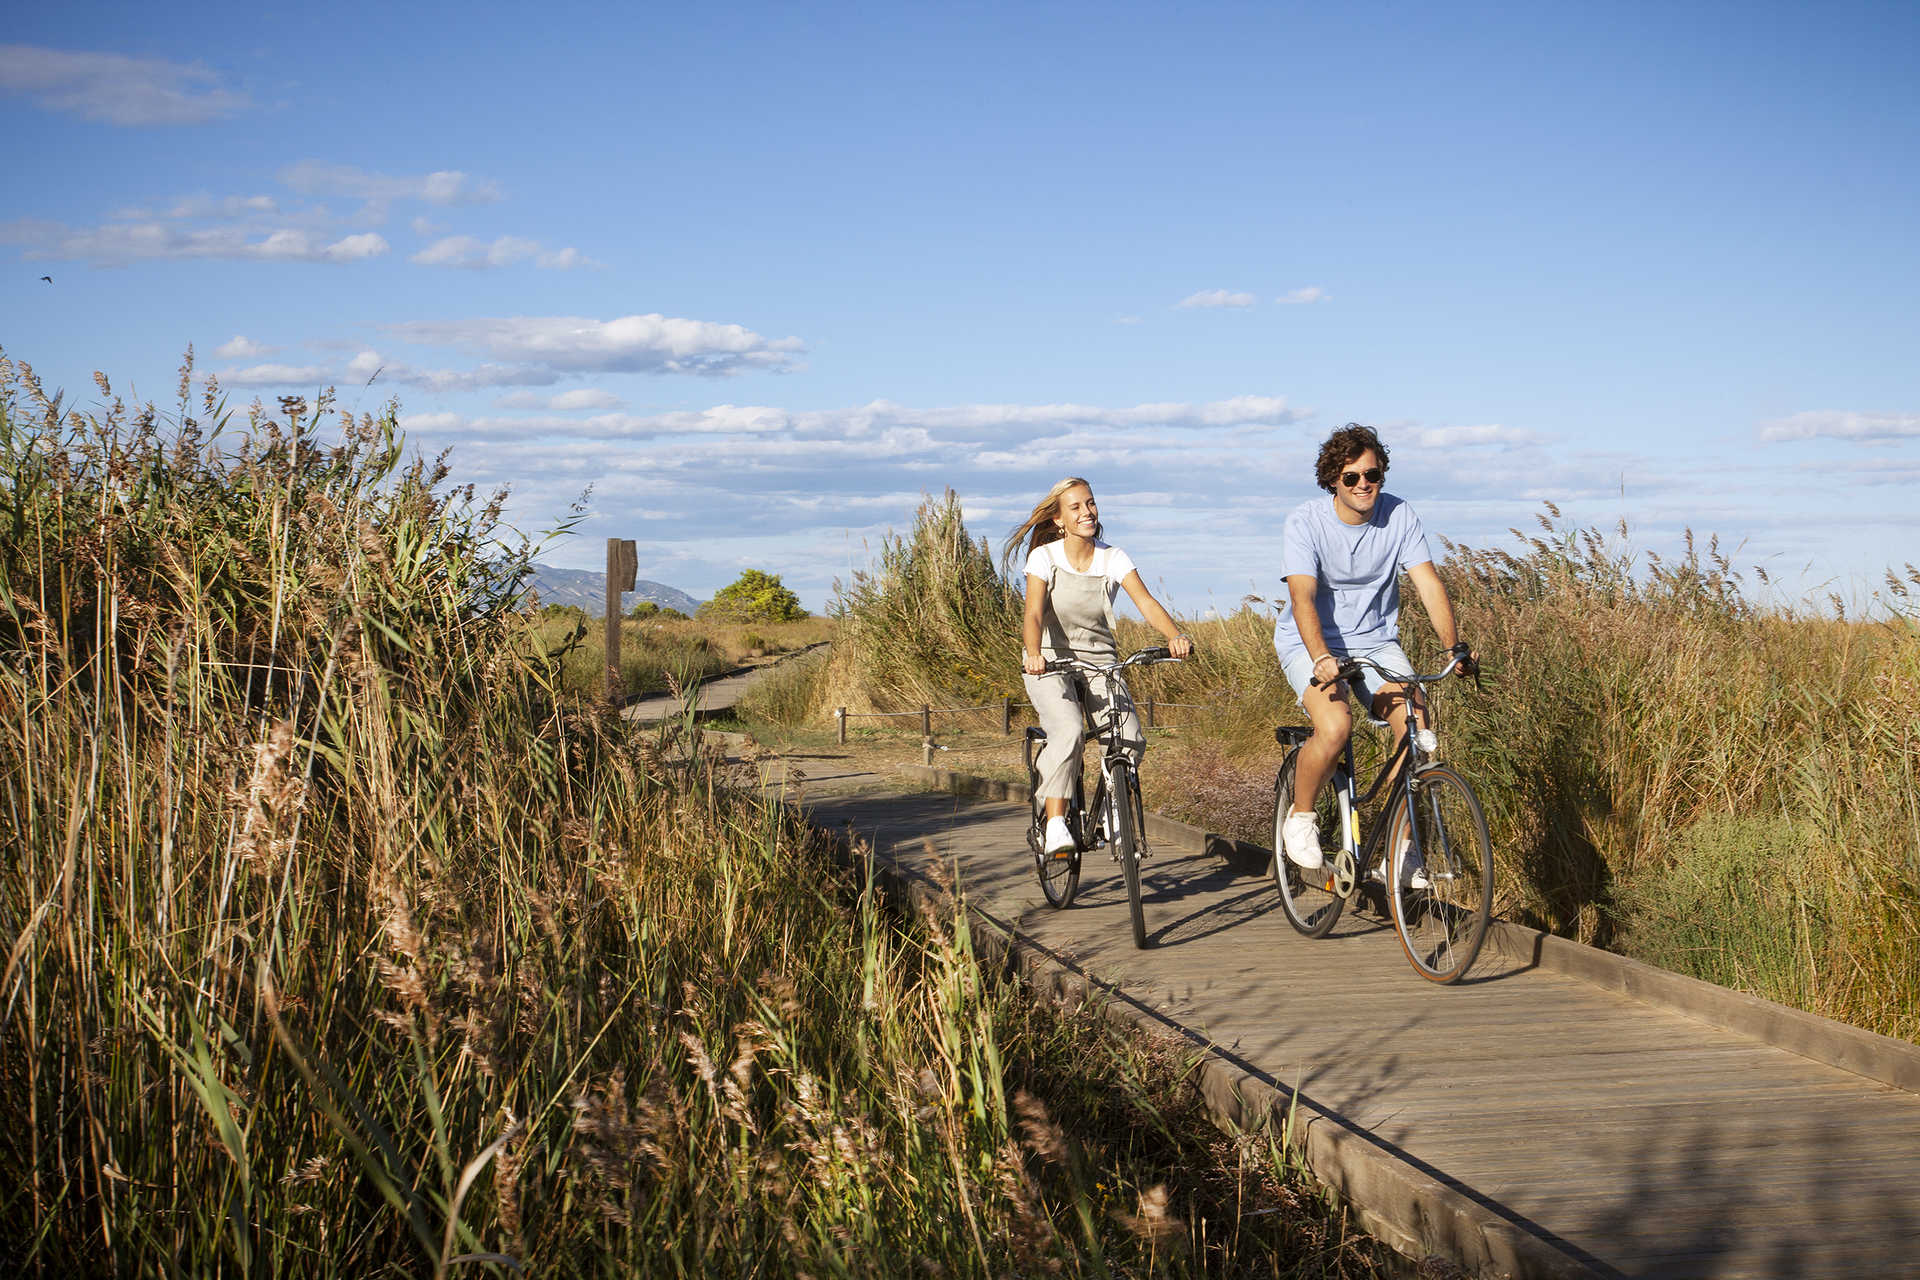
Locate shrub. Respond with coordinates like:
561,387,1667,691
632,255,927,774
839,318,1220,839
700,569,807,623
829,489,1024,713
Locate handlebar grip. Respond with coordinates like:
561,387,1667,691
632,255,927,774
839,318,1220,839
1134,646,1170,661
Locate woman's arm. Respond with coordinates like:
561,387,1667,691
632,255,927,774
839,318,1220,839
1119,571,1193,658
1023,574,1050,673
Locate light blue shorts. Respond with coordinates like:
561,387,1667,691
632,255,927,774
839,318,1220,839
1280,641,1415,712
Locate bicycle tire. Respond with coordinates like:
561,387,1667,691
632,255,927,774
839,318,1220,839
1028,739,1081,909
1113,766,1148,949
1387,764,1494,983
1271,749,1346,938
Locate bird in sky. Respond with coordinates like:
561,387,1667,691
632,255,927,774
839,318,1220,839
39,276,52,284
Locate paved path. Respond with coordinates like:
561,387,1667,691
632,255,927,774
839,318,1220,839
623,642,828,725
775,764,1920,1279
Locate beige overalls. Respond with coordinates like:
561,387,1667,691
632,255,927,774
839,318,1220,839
1022,552,1145,801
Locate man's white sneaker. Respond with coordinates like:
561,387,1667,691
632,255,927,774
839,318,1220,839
1281,811,1324,870
1043,816,1076,857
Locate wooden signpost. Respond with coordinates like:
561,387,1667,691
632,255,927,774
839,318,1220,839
605,538,637,703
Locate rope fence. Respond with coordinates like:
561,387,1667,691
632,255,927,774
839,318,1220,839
833,696,1219,763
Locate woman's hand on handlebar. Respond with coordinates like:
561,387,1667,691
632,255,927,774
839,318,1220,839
1168,632,1194,660
1023,650,1049,676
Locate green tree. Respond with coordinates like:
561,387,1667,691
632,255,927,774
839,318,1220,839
700,569,808,623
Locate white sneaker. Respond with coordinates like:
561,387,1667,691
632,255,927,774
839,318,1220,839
1281,811,1324,870
1043,816,1076,857
1395,839,1431,891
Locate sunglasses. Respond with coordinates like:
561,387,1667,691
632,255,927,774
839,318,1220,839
1340,467,1385,488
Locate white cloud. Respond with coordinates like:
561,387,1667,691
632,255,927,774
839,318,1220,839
495,389,625,411
218,363,329,388
215,335,275,360
346,347,553,393
1277,286,1329,304
551,388,623,410
395,394,1306,452
0,44,249,125
5,220,391,265
279,161,503,208
386,313,808,378
1759,410,1920,444
410,234,594,270
1176,288,1256,309
1413,423,1538,448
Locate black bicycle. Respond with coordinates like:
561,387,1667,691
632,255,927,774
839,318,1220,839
1271,652,1493,983
1024,646,1180,948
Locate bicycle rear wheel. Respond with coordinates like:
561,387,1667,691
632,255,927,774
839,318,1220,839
1272,750,1345,937
1388,765,1494,983
1029,747,1081,909
1113,768,1148,949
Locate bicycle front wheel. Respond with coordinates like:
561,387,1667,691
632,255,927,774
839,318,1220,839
1388,765,1494,983
1271,750,1345,938
1113,769,1148,949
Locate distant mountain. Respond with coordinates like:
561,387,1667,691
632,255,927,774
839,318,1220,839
524,563,703,615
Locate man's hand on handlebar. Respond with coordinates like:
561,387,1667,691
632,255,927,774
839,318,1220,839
1448,641,1480,679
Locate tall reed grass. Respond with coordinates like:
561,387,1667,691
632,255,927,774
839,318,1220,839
821,490,1920,1043
0,354,1390,1276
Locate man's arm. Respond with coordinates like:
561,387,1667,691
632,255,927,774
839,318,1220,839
1287,574,1340,687
1405,561,1472,672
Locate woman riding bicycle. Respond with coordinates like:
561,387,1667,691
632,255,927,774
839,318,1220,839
1004,477,1193,858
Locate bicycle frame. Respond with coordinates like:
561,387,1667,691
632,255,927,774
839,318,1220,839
1280,661,1446,891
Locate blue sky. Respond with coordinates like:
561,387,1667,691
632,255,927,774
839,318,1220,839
5,1,1917,617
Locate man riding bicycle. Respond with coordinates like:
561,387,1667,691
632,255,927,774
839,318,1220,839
1275,424,1474,874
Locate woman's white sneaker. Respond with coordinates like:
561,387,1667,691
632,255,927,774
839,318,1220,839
1043,816,1076,856
1281,811,1324,869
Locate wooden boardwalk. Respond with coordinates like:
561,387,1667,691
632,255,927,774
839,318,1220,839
792,771,1920,1279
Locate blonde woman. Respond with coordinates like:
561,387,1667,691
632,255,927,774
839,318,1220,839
1005,477,1193,856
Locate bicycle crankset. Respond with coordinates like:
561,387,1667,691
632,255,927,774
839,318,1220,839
1331,848,1357,898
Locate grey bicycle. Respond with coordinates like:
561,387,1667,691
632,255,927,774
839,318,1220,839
1271,651,1493,983
1024,646,1180,948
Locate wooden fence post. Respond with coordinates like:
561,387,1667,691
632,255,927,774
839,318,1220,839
605,537,637,703
1145,697,1156,729
836,707,847,744
922,704,931,738
1001,696,1011,735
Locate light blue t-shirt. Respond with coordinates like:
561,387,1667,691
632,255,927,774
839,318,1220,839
1273,493,1433,663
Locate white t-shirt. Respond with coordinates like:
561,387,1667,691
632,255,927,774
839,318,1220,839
1023,540,1138,601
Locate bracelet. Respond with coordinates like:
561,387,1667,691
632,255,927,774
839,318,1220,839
1310,653,1332,666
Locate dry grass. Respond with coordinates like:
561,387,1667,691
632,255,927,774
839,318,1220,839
0,352,1396,1277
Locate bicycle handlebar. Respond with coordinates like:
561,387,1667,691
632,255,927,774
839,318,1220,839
1308,649,1479,690
1042,647,1181,678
